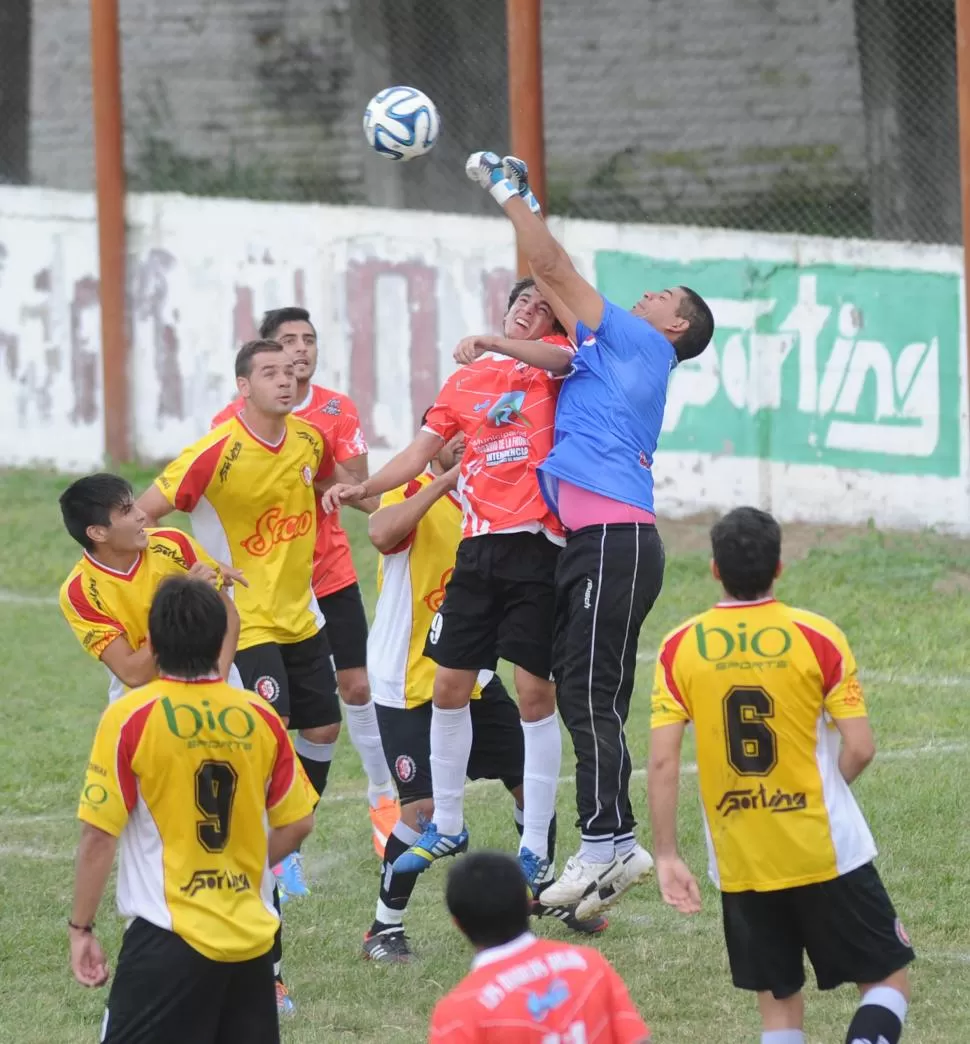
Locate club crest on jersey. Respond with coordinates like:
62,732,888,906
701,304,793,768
254,675,280,704
394,755,416,783
483,391,531,430
323,398,342,415
638,450,651,469
301,464,313,486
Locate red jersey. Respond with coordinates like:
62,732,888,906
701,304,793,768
429,934,650,1044
423,339,571,542
212,384,368,598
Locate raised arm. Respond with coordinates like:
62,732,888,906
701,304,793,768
454,334,572,375
368,467,460,553
136,484,175,526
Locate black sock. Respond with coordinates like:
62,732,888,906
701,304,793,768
271,884,283,981
297,750,332,798
370,822,421,935
845,987,907,1044
513,809,557,863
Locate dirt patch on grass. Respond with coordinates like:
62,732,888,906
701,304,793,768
933,571,970,595
656,512,865,560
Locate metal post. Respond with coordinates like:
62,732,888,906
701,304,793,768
958,0,970,453
506,0,546,276
90,0,131,463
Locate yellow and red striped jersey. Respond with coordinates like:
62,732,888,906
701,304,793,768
651,597,876,893
367,471,490,709
154,412,333,649
59,527,221,702
77,677,317,962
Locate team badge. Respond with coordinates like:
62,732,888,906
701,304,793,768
394,755,416,783
254,675,281,704
301,464,313,486
895,918,911,947
324,398,342,415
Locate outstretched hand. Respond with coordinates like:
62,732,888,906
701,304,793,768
656,856,702,915
453,335,493,366
320,483,367,514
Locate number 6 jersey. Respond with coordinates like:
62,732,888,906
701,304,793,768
77,677,317,961
651,597,876,893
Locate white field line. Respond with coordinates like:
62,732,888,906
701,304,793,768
0,589,58,606
3,739,965,826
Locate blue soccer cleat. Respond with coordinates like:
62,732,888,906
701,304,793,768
391,823,469,874
276,851,310,899
518,846,552,898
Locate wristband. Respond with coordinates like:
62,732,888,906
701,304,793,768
68,919,95,933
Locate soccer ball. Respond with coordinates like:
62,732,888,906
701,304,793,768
363,86,440,162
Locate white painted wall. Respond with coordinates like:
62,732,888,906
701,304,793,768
1,187,967,533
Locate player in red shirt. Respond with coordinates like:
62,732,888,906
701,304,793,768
429,852,650,1043
212,307,399,889
323,279,570,896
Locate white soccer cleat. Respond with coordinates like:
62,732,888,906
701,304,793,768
537,853,623,909
575,844,655,920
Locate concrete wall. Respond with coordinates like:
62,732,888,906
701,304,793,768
1,186,967,533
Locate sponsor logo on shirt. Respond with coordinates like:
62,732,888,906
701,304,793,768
483,391,532,430
241,507,313,557
696,622,792,662
150,540,189,570
180,868,252,897
219,440,243,483
638,450,651,469
473,399,491,412
81,782,109,807
526,979,571,1021
423,568,453,613
161,696,256,741
482,433,529,467
716,784,807,816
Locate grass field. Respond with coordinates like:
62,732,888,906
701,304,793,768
1,465,969,1043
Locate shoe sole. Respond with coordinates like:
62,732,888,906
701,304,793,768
533,900,609,935
575,859,655,920
538,858,624,910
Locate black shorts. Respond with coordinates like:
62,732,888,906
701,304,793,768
101,918,278,1044
376,676,524,803
423,532,560,679
316,582,368,672
722,862,915,998
234,630,340,730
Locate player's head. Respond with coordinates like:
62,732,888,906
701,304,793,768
260,307,317,384
235,338,296,416
632,286,714,362
445,851,532,950
503,277,562,340
149,576,226,679
710,506,783,601
59,473,149,554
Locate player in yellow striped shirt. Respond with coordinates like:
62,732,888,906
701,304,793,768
69,576,316,1044
648,507,913,1044
58,473,243,701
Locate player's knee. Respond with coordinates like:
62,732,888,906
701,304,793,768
300,723,340,746
514,669,556,721
432,667,476,709
861,967,911,1002
399,798,434,830
337,668,371,706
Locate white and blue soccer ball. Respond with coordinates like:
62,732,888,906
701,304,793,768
363,86,440,161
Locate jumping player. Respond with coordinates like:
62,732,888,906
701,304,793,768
213,308,398,866
322,279,570,894
649,507,914,1044
136,338,337,1015
363,429,603,962
429,852,650,1043
464,152,714,920
58,473,244,701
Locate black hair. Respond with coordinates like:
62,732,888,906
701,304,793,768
59,473,134,551
506,277,567,336
149,576,227,679
710,506,782,601
674,286,715,362
259,307,315,341
235,338,285,379
445,851,531,949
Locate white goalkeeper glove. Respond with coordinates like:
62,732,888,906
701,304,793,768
465,151,518,205
501,156,542,215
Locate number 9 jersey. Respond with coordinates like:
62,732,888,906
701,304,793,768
651,597,876,893
77,677,318,961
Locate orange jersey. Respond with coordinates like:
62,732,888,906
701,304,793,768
59,528,222,702
77,677,317,961
423,340,572,542
154,413,333,649
213,385,367,598
651,598,877,892
429,934,649,1043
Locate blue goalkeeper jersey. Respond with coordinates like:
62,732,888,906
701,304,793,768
538,299,676,516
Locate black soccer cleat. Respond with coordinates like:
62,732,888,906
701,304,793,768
532,897,608,935
363,927,416,964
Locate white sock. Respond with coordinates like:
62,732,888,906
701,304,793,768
614,832,636,855
519,713,561,860
761,1032,804,1044
429,704,473,835
343,699,395,803
579,836,615,863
